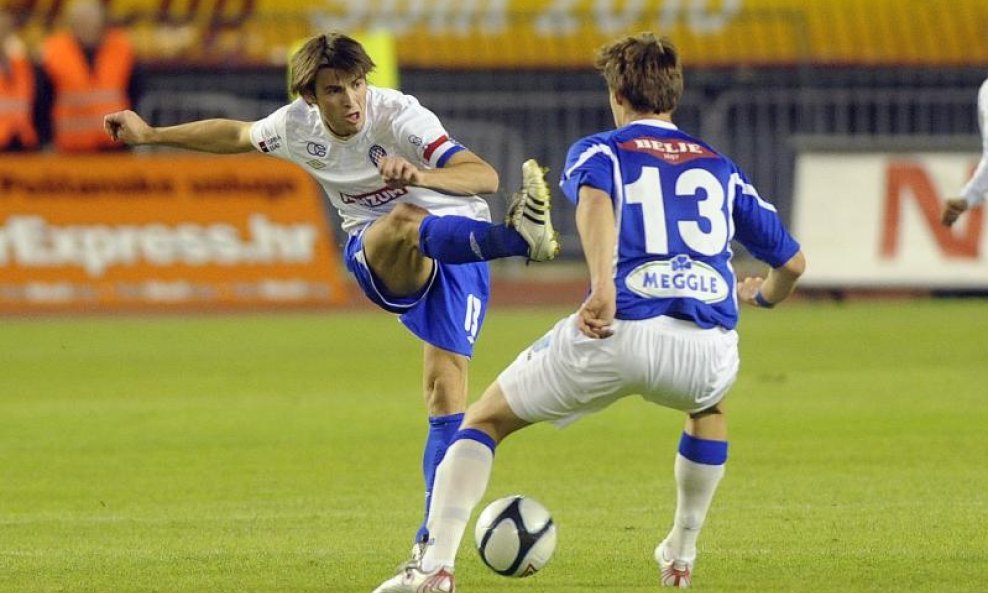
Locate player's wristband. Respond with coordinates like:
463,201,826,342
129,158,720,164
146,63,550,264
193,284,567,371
753,291,776,309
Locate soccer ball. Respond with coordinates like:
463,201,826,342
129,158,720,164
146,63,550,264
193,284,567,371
474,495,557,577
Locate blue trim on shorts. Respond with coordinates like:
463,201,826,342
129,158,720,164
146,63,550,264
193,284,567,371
452,428,497,453
344,230,434,313
344,228,490,357
678,432,728,465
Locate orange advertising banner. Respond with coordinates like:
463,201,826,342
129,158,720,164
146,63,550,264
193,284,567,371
0,154,348,313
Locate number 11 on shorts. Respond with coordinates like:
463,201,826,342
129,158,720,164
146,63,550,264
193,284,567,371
464,294,482,344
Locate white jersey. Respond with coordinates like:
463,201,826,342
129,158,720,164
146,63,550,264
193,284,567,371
961,78,988,207
249,86,491,234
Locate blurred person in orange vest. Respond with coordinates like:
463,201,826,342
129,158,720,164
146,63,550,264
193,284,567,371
40,0,134,152
0,6,39,151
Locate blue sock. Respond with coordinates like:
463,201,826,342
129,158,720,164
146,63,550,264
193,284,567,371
450,427,498,453
678,432,729,465
415,412,464,544
419,215,528,263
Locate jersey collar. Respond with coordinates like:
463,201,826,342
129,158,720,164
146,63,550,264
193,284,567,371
626,118,678,131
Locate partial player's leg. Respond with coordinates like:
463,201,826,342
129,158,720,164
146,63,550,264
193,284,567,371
363,160,559,278
421,384,529,570
418,159,560,263
414,344,469,545
656,402,729,589
373,383,530,593
361,202,435,297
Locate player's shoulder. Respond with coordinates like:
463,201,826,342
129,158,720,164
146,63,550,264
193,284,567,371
275,97,323,133
566,129,619,159
279,97,311,118
367,86,426,116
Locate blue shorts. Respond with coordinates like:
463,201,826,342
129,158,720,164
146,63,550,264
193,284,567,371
344,230,490,358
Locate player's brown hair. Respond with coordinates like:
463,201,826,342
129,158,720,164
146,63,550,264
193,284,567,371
593,33,683,114
289,32,376,98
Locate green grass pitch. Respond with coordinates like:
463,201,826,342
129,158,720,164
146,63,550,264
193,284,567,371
2,300,987,592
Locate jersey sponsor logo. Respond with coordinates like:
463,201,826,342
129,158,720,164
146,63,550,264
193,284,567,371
625,255,729,303
618,138,715,165
306,142,327,157
368,144,388,167
258,136,282,153
408,135,423,147
338,185,408,208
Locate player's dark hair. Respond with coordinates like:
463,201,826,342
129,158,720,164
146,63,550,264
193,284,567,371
290,32,376,98
594,32,683,114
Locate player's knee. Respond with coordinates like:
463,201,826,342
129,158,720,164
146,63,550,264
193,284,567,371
689,402,724,420
424,373,467,415
383,203,428,245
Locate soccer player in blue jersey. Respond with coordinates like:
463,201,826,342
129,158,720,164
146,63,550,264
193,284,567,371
372,32,806,592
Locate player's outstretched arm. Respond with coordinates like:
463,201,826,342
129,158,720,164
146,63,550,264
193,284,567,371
103,110,255,154
575,185,617,339
380,150,498,196
944,80,988,226
737,250,806,309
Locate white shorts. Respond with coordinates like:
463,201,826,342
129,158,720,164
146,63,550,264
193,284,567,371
498,314,740,427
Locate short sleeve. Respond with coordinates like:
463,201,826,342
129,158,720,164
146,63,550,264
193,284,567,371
960,78,988,206
249,104,292,160
389,94,465,168
731,170,801,268
559,136,616,205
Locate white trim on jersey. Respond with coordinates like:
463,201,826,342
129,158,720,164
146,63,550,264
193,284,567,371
564,143,615,180
607,147,626,281
741,181,778,213
563,142,625,281
627,118,679,131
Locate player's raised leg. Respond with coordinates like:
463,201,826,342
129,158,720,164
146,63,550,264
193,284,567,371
656,402,729,588
417,159,560,263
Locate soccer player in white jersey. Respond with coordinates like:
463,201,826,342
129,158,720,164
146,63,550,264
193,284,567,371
372,33,806,592
941,77,988,226
102,32,559,560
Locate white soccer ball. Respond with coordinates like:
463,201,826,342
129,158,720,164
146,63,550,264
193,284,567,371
474,495,557,577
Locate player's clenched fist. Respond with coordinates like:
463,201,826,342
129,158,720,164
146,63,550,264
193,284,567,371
103,110,153,145
378,156,423,189
941,198,969,227
736,276,765,307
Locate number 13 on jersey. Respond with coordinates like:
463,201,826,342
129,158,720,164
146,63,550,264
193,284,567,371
625,166,730,256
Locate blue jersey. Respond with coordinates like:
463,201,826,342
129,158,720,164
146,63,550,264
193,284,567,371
560,119,799,330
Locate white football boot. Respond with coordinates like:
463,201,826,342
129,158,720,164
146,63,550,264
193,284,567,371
655,540,693,588
371,563,455,593
508,159,560,262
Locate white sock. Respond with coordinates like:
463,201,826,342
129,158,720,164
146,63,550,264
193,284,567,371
664,453,725,563
421,438,494,572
